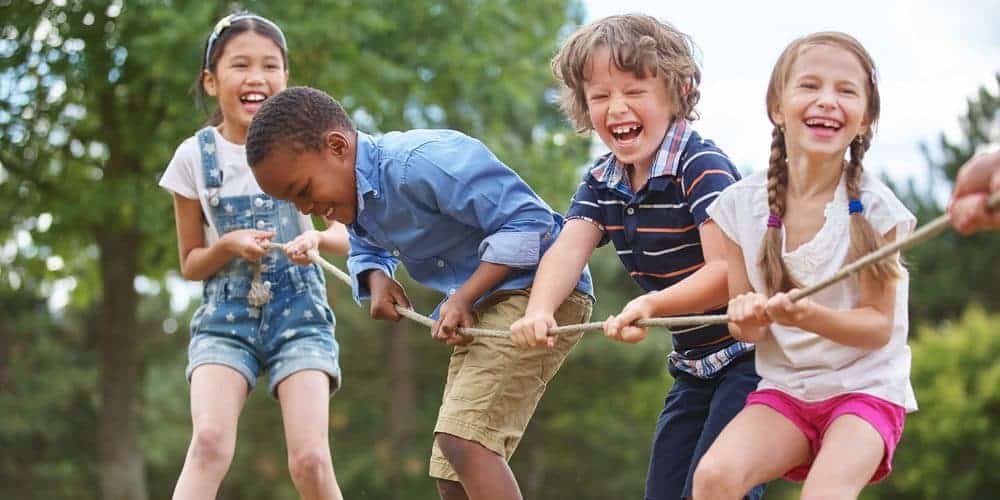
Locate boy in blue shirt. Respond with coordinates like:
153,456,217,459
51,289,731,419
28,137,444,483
510,15,763,499
246,86,593,500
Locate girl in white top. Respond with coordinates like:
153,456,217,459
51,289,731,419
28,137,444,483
159,13,348,500
692,32,917,500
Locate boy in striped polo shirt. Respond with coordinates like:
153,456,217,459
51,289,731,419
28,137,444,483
511,14,764,500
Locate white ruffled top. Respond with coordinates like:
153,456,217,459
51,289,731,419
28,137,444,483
707,169,918,412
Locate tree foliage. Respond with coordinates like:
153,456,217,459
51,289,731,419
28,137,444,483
1,1,997,499
894,75,1000,326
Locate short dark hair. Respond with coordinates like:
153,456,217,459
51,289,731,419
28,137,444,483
246,86,356,167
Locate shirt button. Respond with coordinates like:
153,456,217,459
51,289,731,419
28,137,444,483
254,198,264,207
209,196,220,207
448,288,457,295
436,260,445,268
626,207,635,215
392,249,400,257
256,220,266,229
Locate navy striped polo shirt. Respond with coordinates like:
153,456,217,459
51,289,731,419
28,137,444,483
566,119,753,378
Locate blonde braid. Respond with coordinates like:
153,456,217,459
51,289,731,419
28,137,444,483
846,134,900,285
759,126,800,294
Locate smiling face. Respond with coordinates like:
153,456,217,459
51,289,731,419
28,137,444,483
770,43,872,163
252,130,359,225
203,31,287,143
582,45,677,172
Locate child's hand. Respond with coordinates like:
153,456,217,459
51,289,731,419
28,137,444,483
727,292,770,343
604,295,654,344
510,310,558,349
284,230,321,266
433,295,475,346
222,229,275,261
764,289,816,327
366,270,411,322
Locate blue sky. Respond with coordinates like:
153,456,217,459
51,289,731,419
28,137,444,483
580,0,999,186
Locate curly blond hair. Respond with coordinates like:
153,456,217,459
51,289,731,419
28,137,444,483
552,14,701,133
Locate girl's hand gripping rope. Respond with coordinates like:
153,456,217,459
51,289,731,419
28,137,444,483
222,229,275,261
727,292,771,343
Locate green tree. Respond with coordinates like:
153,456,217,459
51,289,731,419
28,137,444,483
876,307,1000,499
2,0,594,498
895,75,999,327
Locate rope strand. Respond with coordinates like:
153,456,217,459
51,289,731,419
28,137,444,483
272,190,998,338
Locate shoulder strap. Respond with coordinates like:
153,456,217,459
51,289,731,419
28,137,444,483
196,127,223,189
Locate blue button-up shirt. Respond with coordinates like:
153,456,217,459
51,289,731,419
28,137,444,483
347,130,593,315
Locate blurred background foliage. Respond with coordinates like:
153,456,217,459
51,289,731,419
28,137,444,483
0,1,997,498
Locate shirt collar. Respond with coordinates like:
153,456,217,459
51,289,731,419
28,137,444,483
354,131,379,212
588,119,693,189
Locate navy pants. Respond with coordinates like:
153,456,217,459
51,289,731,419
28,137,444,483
645,354,765,500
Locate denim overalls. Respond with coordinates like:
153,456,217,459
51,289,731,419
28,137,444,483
186,127,341,396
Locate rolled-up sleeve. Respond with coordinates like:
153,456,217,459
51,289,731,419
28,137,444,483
346,233,399,304
402,135,555,269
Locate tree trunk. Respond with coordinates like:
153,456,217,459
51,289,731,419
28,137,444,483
96,229,148,500
385,320,416,500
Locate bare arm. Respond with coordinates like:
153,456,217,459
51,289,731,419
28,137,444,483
767,229,898,350
434,261,512,344
510,219,602,347
604,220,730,343
285,217,351,265
172,194,273,281
318,218,350,255
717,229,771,342
525,219,602,315
645,220,729,316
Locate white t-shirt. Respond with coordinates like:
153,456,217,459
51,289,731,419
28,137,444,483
159,126,314,245
707,170,918,412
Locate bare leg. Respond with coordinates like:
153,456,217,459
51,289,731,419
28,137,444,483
277,370,343,500
435,433,522,500
436,478,469,500
172,365,249,500
693,404,811,500
800,415,884,500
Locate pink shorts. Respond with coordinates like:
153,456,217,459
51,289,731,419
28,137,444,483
745,389,906,483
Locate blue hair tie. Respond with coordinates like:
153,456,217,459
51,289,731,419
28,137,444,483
848,199,864,214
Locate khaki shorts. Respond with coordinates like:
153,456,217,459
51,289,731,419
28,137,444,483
429,289,592,481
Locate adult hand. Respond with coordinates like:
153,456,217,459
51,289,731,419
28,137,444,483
950,151,1000,234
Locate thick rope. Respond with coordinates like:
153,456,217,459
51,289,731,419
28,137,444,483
271,190,999,338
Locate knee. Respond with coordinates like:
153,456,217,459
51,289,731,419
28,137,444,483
692,454,743,500
189,426,235,468
288,445,333,484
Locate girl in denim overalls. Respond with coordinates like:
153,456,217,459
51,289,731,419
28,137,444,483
158,13,348,499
